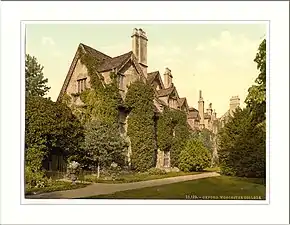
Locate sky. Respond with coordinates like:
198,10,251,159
26,23,266,117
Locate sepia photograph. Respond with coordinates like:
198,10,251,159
24,23,267,200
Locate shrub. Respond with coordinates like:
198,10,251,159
179,138,211,172
25,166,48,188
148,168,167,175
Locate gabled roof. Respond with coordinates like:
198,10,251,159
155,97,167,106
189,107,198,112
178,97,186,107
188,107,200,120
157,84,179,97
81,43,111,61
57,43,147,101
98,51,133,72
147,71,165,89
147,71,159,83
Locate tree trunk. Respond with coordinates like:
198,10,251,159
97,163,100,179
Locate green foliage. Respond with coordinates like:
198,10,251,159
25,166,47,188
170,110,191,167
191,128,214,152
218,108,266,178
125,80,156,171
25,180,88,195
83,120,128,170
156,107,190,167
157,107,174,151
69,50,123,125
178,138,211,172
245,39,266,126
148,167,167,175
25,96,84,168
25,54,50,97
25,146,47,173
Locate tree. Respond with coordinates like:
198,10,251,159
25,96,84,171
83,120,128,178
218,108,266,178
191,128,213,152
25,54,50,97
178,138,211,172
245,39,266,127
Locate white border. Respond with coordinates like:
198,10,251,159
21,20,270,206
1,1,289,224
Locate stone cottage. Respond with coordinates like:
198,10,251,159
57,28,219,169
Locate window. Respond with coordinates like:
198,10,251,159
77,78,87,93
119,74,125,91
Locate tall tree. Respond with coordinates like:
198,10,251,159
218,108,266,178
245,39,266,127
25,54,50,97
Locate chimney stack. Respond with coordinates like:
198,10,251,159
229,96,240,116
164,67,173,88
131,28,148,77
198,90,205,126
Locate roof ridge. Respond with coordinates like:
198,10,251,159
80,43,112,59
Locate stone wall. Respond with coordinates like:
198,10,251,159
119,63,140,94
65,59,91,106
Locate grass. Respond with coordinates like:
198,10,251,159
25,181,89,196
81,171,202,184
204,167,220,172
84,176,266,200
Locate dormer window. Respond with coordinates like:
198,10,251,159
77,78,87,93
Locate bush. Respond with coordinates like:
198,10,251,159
25,166,48,189
148,168,167,175
179,138,211,172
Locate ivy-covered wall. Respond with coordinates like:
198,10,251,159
157,107,190,167
125,80,156,171
63,49,123,126
62,48,192,171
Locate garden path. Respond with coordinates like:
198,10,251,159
27,172,220,199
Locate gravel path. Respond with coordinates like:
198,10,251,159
26,172,220,199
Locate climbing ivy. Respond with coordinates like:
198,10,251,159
156,106,190,167
125,80,156,171
65,48,123,125
156,107,174,151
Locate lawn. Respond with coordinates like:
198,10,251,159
85,176,266,200
25,181,89,196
